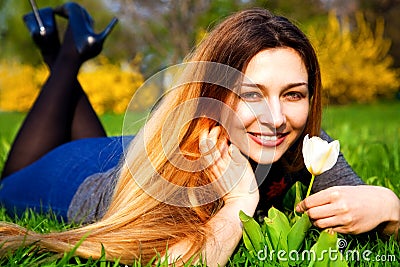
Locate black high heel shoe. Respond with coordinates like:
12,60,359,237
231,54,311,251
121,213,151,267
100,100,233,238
54,2,118,61
23,6,60,54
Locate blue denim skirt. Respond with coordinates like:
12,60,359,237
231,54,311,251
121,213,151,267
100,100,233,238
0,136,133,220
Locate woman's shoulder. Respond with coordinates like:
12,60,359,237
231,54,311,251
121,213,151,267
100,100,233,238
67,167,119,224
319,129,333,142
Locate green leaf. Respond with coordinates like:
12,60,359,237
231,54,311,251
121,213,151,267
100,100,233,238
282,181,307,212
263,207,290,266
242,228,256,254
239,210,265,253
307,229,348,267
287,213,312,252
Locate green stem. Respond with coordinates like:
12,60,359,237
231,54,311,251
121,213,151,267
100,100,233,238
306,174,315,198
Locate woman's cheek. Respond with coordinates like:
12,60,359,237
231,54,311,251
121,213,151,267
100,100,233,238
287,101,309,130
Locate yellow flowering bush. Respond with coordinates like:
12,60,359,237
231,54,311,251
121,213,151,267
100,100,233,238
0,61,47,112
309,12,400,104
78,57,144,114
0,57,144,114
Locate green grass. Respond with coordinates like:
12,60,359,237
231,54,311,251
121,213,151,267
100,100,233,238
322,101,400,195
0,101,399,266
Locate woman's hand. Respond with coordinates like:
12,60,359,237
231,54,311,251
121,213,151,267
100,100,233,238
199,125,259,209
161,125,261,265
296,185,400,236
191,125,259,266
169,126,259,267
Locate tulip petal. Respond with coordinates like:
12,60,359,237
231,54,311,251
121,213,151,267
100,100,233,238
319,140,340,174
302,135,312,172
302,135,340,176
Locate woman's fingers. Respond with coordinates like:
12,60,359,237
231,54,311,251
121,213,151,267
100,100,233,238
296,191,333,213
198,126,254,196
296,185,400,235
310,214,360,234
199,138,216,167
199,126,227,167
198,126,258,203
199,128,217,167
228,143,247,164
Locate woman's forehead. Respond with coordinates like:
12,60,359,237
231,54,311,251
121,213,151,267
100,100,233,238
240,48,307,90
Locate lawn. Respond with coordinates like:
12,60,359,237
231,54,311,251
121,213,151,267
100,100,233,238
322,101,400,194
0,101,399,266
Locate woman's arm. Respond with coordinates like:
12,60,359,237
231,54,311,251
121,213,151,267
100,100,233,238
298,130,400,237
167,196,258,266
296,185,400,237
200,194,259,266
168,126,259,266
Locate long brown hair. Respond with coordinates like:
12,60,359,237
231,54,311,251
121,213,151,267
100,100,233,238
0,8,322,265
189,8,322,170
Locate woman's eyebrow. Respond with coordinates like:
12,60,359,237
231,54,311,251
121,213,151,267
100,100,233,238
241,82,308,90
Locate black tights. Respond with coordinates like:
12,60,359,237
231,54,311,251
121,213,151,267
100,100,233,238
1,28,106,179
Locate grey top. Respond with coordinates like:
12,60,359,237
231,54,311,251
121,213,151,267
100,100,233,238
68,167,119,223
67,131,364,223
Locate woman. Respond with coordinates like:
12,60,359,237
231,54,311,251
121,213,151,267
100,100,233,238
0,3,398,266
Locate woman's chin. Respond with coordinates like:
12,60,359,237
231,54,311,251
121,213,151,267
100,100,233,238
248,151,279,165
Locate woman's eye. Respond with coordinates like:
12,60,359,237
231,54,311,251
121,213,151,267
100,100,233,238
239,92,263,101
285,92,304,101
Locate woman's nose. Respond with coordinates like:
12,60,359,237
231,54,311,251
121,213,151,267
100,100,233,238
257,98,286,128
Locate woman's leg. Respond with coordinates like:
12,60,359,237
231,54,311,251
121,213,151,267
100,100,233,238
1,9,109,178
71,86,107,140
41,39,107,141
33,27,107,140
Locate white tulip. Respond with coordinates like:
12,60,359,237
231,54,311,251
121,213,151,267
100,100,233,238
302,134,340,176
302,134,340,198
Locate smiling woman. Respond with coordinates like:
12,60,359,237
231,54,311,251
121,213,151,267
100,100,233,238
228,48,310,164
0,4,399,267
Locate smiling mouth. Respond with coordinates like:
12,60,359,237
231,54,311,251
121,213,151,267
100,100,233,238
248,132,289,146
254,134,278,141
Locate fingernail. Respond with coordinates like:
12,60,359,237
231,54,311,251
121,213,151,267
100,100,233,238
228,144,233,156
206,138,215,149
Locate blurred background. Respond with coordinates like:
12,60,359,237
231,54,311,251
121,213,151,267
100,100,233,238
0,0,399,198
0,0,399,113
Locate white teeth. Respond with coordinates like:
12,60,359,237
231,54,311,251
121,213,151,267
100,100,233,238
255,134,278,141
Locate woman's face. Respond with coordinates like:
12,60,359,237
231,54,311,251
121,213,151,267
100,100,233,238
226,47,309,164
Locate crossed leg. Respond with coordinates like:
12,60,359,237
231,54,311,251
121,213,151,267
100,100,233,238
1,27,106,178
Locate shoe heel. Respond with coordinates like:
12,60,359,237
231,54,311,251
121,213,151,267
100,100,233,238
54,2,118,61
97,17,119,43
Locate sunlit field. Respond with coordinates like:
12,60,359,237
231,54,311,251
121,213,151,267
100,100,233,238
0,101,399,266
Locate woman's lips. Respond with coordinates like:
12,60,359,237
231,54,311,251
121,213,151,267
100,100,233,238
248,132,288,147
